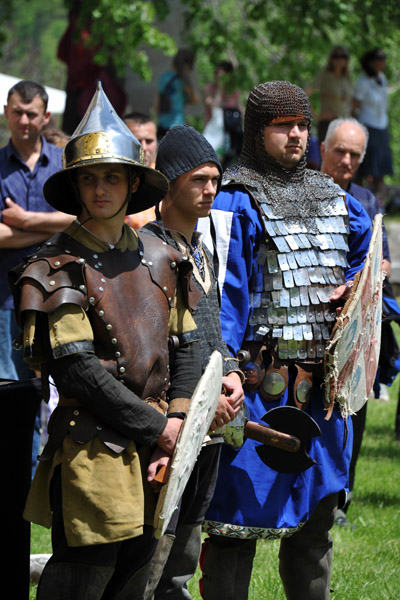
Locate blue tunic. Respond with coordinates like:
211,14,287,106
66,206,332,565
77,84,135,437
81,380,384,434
200,185,372,538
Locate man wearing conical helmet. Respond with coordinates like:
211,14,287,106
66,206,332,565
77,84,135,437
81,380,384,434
9,83,201,599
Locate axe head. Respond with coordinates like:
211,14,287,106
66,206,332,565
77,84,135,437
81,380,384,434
255,406,321,474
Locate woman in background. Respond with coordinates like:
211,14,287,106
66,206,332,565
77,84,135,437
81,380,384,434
306,45,352,144
156,48,199,139
352,48,393,200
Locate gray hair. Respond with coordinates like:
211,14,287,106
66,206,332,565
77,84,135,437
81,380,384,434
324,118,369,161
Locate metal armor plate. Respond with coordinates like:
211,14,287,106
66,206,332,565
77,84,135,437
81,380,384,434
247,190,350,360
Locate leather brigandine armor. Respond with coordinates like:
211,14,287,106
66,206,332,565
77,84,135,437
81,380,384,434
9,231,197,403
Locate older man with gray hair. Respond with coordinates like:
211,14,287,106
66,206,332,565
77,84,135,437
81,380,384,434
320,117,390,275
320,117,395,527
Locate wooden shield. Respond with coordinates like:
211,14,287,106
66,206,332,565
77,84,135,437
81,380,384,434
153,351,222,538
324,214,383,418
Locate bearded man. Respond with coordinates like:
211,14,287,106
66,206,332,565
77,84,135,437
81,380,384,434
197,81,372,600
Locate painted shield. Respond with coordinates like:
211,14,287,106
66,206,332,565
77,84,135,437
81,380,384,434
324,214,383,418
153,350,223,538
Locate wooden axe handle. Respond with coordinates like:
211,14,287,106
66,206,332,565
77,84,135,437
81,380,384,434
244,421,301,453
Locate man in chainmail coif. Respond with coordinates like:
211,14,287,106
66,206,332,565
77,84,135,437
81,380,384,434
197,81,372,600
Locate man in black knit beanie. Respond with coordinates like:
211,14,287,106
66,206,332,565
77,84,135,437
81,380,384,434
141,125,244,600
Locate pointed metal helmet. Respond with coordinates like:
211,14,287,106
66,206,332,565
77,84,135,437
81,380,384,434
43,82,169,215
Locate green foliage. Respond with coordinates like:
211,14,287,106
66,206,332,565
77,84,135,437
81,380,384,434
0,0,399,178
181,0,400,90
66,0,177,81
0,0,68,88
180,0,400,183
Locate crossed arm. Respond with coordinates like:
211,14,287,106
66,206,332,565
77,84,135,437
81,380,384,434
0,197,74,248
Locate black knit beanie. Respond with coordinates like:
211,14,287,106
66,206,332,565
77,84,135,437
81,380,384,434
155,125,223,184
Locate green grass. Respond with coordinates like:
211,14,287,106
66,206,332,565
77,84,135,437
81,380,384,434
30,386,400,599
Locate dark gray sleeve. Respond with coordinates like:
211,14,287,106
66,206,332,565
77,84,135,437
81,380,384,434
48,351,168,447
168,338,202,400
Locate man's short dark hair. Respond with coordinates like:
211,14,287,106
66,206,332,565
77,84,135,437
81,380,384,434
7,80,49,110
123,112,153,125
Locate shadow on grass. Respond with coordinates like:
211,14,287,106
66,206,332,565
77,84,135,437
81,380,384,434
360,442,400,459
356,489,400,507
365,422,398,437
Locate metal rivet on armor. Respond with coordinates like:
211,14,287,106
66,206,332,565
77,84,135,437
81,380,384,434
79,285,86,291
170,261,177,269
46,242,51,246
49,280,56,286
93,254,98,259
98,310,104,317
73,410,79,416
119,366,126,374
111,337,118,344
99,287,104,292
97,425,102,431
148,261,153,266
141,259,146,264
32,255,37,259
89,297,95,304
101,278,106,283
94,264,99,269
78,258,85,264
262,372,286,396
115,351,121,358
69,420,76,427
168,297,172,302
106,324,112,330
54,261,61,266
296,380,312,404
139,251,144,256
98,262,102,267
163,286,168,292
65,249,71,254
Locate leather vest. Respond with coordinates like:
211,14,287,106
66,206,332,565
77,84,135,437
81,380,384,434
11,231,195,402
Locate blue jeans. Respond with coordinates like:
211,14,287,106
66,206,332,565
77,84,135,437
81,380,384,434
0,308,33,379
0,308,39,476
0,308,18,380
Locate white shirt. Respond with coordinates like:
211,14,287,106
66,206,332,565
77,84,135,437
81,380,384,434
353,72,389,129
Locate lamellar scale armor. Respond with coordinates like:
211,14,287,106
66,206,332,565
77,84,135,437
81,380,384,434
220,81,351,408
223,171,350,408
243,178,349,360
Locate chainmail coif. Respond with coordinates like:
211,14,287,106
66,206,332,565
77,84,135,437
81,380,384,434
224,81,342,222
